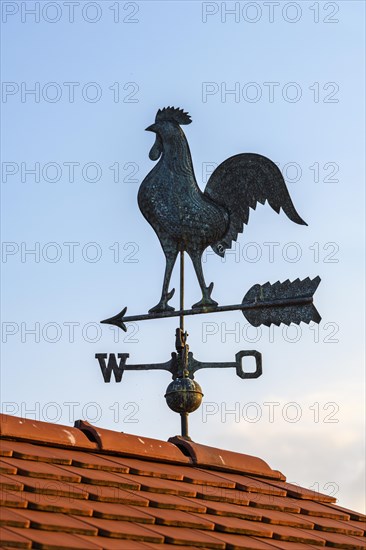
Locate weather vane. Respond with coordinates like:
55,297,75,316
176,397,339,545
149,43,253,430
96,107,321,439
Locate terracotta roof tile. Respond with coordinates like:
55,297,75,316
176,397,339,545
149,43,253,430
263,479,336,503
214,472,287,496
46,449,130,472
138,490,207,512
22,491,94,516
88,501,155,523
0,508,31,528
76,420,190,463
76,516,165,542
0,415,97,450
193,496,264,520
289,498,351,520
6,509,98,535
337,518,366,534
0,461,17,476
181,467,237,488
0,457,82,483
57,465,139,490
78,536,152,549
126,472,197,496
1,413,364,550
0,442,71,465
270,524,327,544
314,531,366,548
0,526,32,548
193,484,251,505
169,436,284,479
325,503,366,521
200,531,278,549
78,483,149,506
142,524,226,548
0,474,24,492
260,508,315,528
7,474,89,500
205,512,274,537
261,540,323,549
0,490,27,508
303,514,365,535
249,493,303,513
142,507,215,529
102,456,184,480
0,442,13,457
6,527,101,549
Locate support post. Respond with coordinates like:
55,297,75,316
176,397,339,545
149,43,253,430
180,251,184,332
180,412,189,439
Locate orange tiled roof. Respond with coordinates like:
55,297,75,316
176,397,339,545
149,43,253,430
0,413,365,549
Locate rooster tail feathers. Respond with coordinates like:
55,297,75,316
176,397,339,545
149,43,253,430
205,153,308,258
281,200,308,226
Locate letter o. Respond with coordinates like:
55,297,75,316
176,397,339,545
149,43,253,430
82,322,102,342
282,402,302,422
242,82,262,103
82,2,102,22
42,2,62,22
82,402,102,422
242,402,262,423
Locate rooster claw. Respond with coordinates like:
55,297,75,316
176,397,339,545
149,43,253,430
192,282,218,309
148,288,175,314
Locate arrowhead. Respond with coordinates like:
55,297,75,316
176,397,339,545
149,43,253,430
101,307,127,332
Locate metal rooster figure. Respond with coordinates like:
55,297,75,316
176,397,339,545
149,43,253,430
98,107,321,438
139,107,306,312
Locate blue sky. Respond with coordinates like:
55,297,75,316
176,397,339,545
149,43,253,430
1,1,365,511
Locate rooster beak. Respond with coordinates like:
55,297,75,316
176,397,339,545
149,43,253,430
145,124,157,132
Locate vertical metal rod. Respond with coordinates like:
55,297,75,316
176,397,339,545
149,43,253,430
180,412,189,438
179,251,184,332
179,251,188,438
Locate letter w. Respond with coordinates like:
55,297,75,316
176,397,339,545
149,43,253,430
95,353,129,382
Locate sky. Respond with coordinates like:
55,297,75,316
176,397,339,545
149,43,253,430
1,0,365,512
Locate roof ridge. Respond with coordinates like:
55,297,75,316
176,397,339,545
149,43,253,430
0,413,285,480
168,435,285,481
0,413,97,450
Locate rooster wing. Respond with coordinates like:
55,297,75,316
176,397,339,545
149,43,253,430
204,153,307,257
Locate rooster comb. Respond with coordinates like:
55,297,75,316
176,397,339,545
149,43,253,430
155,107,192,125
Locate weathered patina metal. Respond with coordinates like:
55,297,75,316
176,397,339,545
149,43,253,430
98,107,322,438
138,107,307,312
95,338,262,382
101,277,321,331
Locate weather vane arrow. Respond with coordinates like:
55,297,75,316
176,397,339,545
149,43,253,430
97,106,322,439
101,276,321,332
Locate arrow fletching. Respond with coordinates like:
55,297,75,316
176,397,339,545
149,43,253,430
242,277,321,327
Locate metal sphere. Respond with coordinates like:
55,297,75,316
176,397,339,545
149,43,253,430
165,377,203,414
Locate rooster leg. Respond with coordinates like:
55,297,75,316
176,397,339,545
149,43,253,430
149,243,178,313
189,250,218,309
